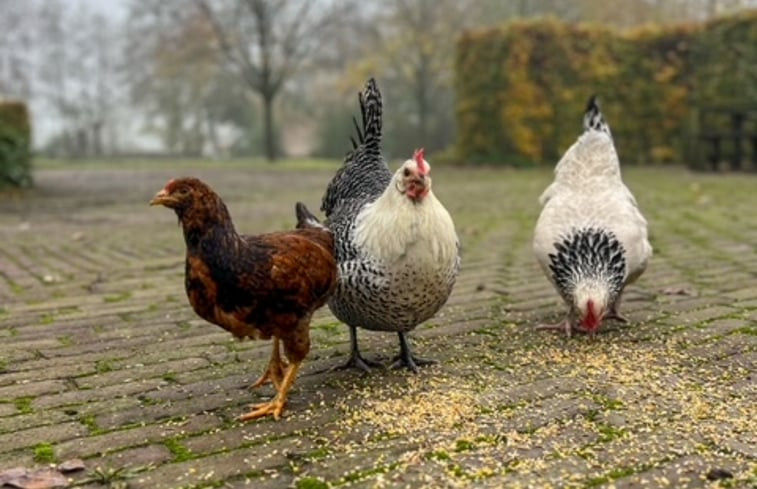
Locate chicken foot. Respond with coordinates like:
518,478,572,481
335,324,383,372
535,318,574,338
250,337,288,390
605,309,628,323
390,332,436,373
239,361,301,421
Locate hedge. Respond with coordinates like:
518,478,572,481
454,11,757,165
0,101,32,187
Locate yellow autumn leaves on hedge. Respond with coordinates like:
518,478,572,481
455,11,757,165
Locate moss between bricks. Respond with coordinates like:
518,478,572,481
79,414,103,435
296,477,329,489
337,462,401,485
104,291,132,303
164,437,194,462
33,442,57,464
14,396,34,414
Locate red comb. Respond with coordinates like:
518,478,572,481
413,148,428,174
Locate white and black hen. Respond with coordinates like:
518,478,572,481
321,78,460,371
533,96,652,337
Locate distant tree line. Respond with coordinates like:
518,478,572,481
0,0,755,161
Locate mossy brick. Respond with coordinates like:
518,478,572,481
504,398,600,434
685,335,754,362
95,443,173,470
55,413,223,459
671,306,739,326
0,361,98,385
0,405,16,419
32,378,166,410
611,455,744,489
0,379,69,398
144,373,250,404
0,422,88,453
0,410,74,435
182,409,334,456
662,298,732,314
94,391,234,431
128,436,317,489
481,376,588,406
75,357,209,389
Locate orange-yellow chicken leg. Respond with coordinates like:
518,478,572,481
239,360,301,421
250,338,288,390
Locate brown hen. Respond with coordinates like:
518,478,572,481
150,177,336,420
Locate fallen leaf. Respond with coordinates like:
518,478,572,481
4,469,68,489
57,459,85,473
0,468,28,486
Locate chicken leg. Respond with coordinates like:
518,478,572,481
390,332,436,373
535,317,574,338
251,337,288,390
606,295,629,324
239,360,301,421
336,324,383,372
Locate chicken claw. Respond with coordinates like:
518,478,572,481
239,361,301,422
334,324,383,373
239,400,286,421
390,332,436,373
535,318,573,338
336,352,383,373
605,309,629,323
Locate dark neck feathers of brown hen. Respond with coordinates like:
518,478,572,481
175,194,237,252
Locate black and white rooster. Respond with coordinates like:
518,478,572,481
533,96,652,337
320,78,460,371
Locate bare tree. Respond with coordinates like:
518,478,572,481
344,0,481,154
0,0,36,100
126,0,235,156
34,0,122,156
196,0,352,161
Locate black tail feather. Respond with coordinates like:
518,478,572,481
351,116,363,149
583,94,612,136
320,78,390,217
295,202,322,230
354,78,382,148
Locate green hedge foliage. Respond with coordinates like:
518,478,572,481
454,11,757,165
0,101,32,187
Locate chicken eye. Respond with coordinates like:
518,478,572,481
178,187,189,195
403,168,411,177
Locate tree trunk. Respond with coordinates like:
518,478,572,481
262,91,277,161
416,54,430,145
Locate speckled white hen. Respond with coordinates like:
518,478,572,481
321,78,460,371
533,96,652,337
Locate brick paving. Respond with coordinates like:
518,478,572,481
0,163,755,488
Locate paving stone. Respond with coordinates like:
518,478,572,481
0,421,88,453
0,380,70,400
55,413,223,459
129,436,316,489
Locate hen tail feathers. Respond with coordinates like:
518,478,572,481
352,78,382,150
295,202,325,231
320,78,390,217
583,95,612,137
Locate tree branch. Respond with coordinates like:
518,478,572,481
195,0,262,91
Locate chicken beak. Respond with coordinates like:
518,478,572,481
150,189,171,206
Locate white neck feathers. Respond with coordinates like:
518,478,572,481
353,182,457,266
